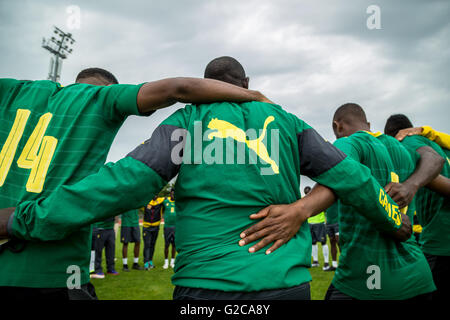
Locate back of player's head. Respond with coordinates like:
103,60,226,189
204,56,249,88
384,114,413,137
333,103,368,125
332,103,369,139
75,67,119,86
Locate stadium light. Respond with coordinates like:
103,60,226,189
42,26,76,82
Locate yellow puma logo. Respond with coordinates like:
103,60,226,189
207,116,279,174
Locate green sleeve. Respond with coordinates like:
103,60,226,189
10,157,166,241
314,157,402,233
98,83,149,123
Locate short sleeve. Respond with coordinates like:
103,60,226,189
97,83,150,123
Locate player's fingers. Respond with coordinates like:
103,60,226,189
384,182,394,193
247,233,277,253
265,239,286,255
239,225,274,246
240,220,269,239
249,206,271,220
387,187,399,200
395,131,406,141
241,208,273,239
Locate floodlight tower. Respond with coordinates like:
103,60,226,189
42,26,75,82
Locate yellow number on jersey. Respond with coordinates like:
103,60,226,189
0,109,30,186
0,109,58,193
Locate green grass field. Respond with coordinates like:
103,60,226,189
91,226,337,300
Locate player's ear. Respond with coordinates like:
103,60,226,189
367,122,371,130
242,77,249,89
332,120,340,138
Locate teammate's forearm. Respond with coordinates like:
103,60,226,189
405,146,445,192
137,77,268,113
293,184,336,218
426,175,450,198
10,157,167,241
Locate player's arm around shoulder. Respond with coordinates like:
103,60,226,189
136,77,270,114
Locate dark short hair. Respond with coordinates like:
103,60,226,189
384,114,413,137
204,56,246,86
75,67,118,85
333,103,367,124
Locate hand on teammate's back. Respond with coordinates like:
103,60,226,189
384,181,417,208
395,127,423,142
238,203,311,255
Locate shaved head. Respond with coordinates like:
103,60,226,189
204,56,248,88
75,67,118,86
333,103,368,124
332,103,370,139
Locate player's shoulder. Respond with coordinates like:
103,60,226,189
0,78,61,95
403,134,444,153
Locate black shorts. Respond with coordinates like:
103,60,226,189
164,227,175,246
173,282,311,300
120,226,141,244
326,223,339,238
309,223,326,244
325,283,432,300
0,282,97,300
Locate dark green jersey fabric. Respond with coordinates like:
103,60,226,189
11,102,402,292
325,202,339,225
94,217,115,230
333,131,435,300
401,135,450,256
163,198,176,227
375,133,417,220
0,78,145,287
121,209,139,228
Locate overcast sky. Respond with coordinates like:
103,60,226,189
1,0,449,190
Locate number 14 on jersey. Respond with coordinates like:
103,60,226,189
0,109,58,193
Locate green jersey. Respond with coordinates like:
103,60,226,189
0,78,145,288
163,198,176,227
308,211,325,224
94,217,115,230
333,131,435,300
401,135,450,256
325,202,339,225
11,102,402,292
121,209,140,228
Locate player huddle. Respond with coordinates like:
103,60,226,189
90,191,177,279
0,56,448,300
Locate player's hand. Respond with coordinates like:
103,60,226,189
258,94,275,104
238,203,310,255
391,213,412,242
384,182,418,209
395,127,423,142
